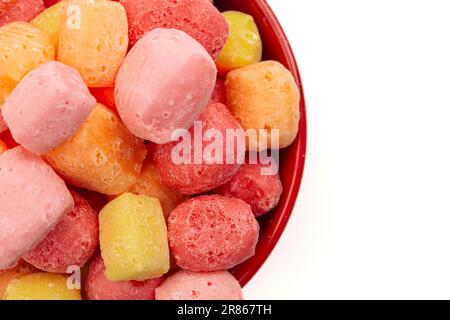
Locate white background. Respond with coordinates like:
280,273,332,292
244,0,450,299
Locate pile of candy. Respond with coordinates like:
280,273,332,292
0,0,301,300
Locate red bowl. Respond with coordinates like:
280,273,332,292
216,0,307,287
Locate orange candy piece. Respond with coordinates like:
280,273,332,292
44,104,147,195
0,139,7,154
58,0,128,87
0,260,35,299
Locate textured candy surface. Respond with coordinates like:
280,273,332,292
216,11,262,75
152,103,244,195
115,28,216,144
216,162,283,217
0,22,54,106
2,61,95,155
99,193,170,281
129,155,188,218
210,78,226,104
0,146,73,269
31,0,66,47
168,195,259,272
58,0,128,87
23,191,99,273
0,260,35,299
155,270,243,300
225,61,301,150
120,0,228,59
86,256,165,300
44,104,148,195
3,273,81,300
0,0,44,27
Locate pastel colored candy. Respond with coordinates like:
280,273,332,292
115,28,217,144
31,0,66,47
120,0,228,59
58,0,128,87
44,104,148,195
3,273,81,300
0,22,54,107
216,11,262,75
0,260,35,299
128,155,188,218
0,0,45,27
99,193,170,281
210,78,226,104
215,162,283,217
0,146,73,269
23,191,99,273
86,256,165,300
155,270,243,300
2,61,96,155
152,103,244,195
225,61,301,150
168,195,259,272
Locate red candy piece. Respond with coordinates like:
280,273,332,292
0,0,44,27
216,162,283,217
86,256,165,300
210,78,226,104
168,195,259,272
89,87,117,113
22,191,99,273
120,0,228,59
152,103,244,195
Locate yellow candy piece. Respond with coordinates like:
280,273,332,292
0,260,35,299
58,0,128,87
129,157,188,218
44,104,147,195
216,11,262,75
0,22,55,105
225,61,300,151
4,273,81,300
99,193,170,281
31,0,67,48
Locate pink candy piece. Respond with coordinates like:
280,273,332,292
216,162,283,217
22,191,99,273
152,103,244,195
2,62,96,155
0,146,73,269
86,256,165,300
115,28,216,144
120,0,228,59
168,195,259,272
155,270,243,300
0,0,44,27
210,78,226,104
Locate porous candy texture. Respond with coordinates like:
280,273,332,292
155,270,243,300
44,104,148,196
0,260,35,299
86,256,165,300
31,0,67,47
168,195,259,272
0,0,45,28
120,0,228,59
23,191,99,273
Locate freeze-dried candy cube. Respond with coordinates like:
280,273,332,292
115,28,216,144
58,0,128,87
168,195,259,272
3,273,81,300
0,22,54,106
0,0,44,27
129,156,188,218
225,61,301,150
216,11,262,75
155,270,243,300
120,0,228,59
86,256,165,300
31,0,66,47
44,104,148,195
23,191,99,273
0,260,35,299
2,61,96,155
0,146,73,269
99,193,170,281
